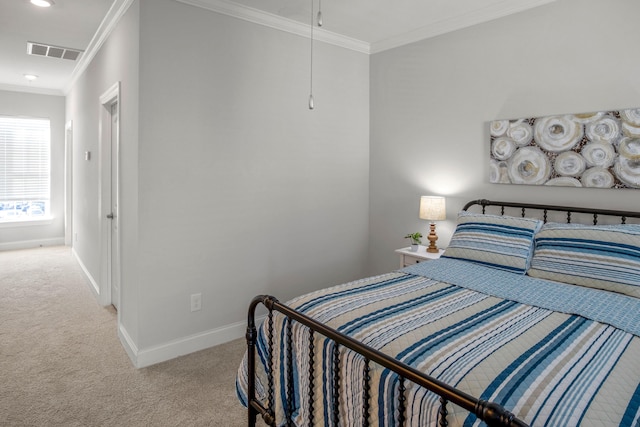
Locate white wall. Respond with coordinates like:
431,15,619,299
0,90,65,250
134,0,369,356
68,0,640,367
67,0,369,365
369,0,640,275
65,1,140,345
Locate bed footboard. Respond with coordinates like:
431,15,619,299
245,294,528,427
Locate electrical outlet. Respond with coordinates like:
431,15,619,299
190,293,202,312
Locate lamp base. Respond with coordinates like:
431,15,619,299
426,222,439,253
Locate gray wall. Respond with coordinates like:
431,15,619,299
0,90,65,250
66,1,140,344
135,0,370,351
67,0,369,364
63,0,640,365
369,0,640,275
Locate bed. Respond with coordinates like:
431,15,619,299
236,199,640,426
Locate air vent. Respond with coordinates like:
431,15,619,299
27,41,83,61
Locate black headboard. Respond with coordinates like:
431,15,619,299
462,199,640,225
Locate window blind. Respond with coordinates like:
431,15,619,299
0,116,51,203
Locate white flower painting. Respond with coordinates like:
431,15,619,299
489,108,640,189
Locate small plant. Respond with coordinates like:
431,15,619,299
405,232,422,246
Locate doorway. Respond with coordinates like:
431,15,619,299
99,83,121,310
64,121,73,246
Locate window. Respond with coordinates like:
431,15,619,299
0,116,51,222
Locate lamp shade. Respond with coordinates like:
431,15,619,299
419,196,446,221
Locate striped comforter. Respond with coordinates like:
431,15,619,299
237,258,640,426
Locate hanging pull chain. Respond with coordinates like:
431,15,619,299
308,0,314,110
317,0,323,27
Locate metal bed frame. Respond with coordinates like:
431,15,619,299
245,199,640,427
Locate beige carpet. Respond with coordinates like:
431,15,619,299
0,246,250,426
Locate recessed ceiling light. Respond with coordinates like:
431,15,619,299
30,0,54,7
24,74,39,81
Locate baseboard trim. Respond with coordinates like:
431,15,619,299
70,244,264,368
0,237,64,252
127,315,266,368
118,323,140,366
71,247,101,299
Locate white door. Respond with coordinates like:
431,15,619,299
109,101,120,310
99,82,121,309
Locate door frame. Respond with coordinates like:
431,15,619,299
99,82,121,309
64,120,73,246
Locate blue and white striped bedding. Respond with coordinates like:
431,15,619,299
237,258,640,426
527,223,640,299
443,212,542,274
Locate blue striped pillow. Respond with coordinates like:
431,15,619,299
442,212,543,274
528,223,640,299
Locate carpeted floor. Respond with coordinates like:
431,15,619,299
0,245,250,426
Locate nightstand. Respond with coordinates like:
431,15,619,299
395,247,445,268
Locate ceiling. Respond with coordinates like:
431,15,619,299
0,0,556,96
1,0,114,95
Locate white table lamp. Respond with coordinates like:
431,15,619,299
419,196,446,253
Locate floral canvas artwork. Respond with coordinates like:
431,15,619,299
489,108,640,189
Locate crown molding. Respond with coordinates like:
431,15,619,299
370,0,557,53
0,83,63,97
64,0,136,95
174,0,370,54
59,0,557,92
